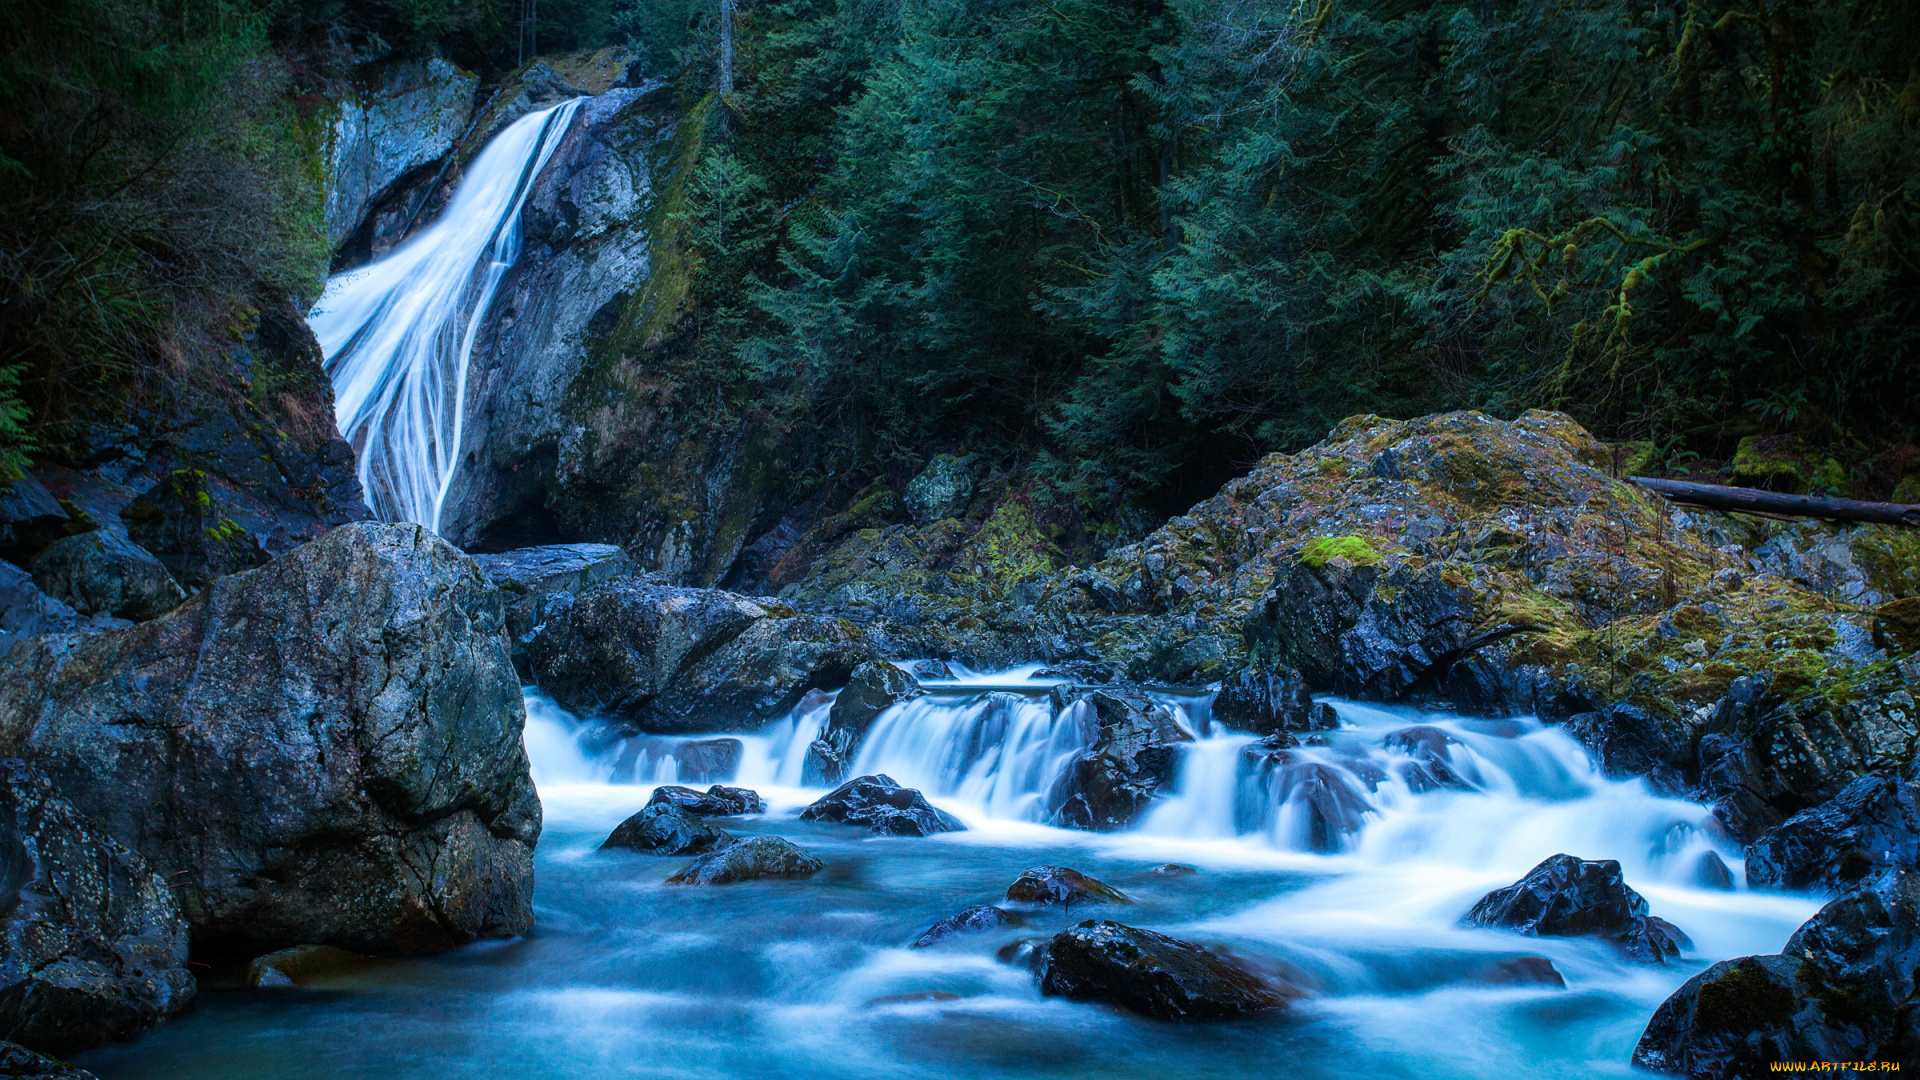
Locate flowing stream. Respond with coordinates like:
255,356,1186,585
308,99,582,529
80,671,1819,1079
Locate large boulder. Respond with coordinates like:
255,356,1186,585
665,836,823,885
798,775,964,837
803,662,922,785
469,543,634,675
0,760,194,1052
1633,873,1920,1076
1745,775,1920,895
1466,854,1689,963
29,530,185,622
600,804,731,855
1036,920,1287,1020
0,522,538,960
1046,691,1191,830
1212,666,1336,736
528,580,871,732
1245,556,1478,701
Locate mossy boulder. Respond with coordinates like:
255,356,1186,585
1730,434,1848,496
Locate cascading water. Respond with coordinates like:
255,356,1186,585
309,100,583,529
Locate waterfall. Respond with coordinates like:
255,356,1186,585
310,99,584,529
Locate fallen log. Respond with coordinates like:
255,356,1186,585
1631,476,1920,528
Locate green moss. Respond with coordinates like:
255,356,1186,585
1731,435,1848,496
1299,535,1384,569
1875,597,1920,654
1694,959,1798,1033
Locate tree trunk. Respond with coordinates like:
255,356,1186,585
1631,477,1920,528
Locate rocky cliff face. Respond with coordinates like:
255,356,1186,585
323,56,480,256
0,523,537,960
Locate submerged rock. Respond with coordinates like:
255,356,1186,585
1006,865,1130,908
601,804,732,855
1694,851,1737,890
1478,956,1566,988
804,662,923,785
0,759,194,1052
1745,775,1920,895
0,1042,98,1079
647,784,765,816
1046,690,1190,831
674,738,744,784
1383,725,1473,792
665,836,823,885
243,945,371,989
0,522,538,960
1212,666,1336,736
1466,854,1689,963
799,774,964,837
1036,920,1286,1020
911,905,1023,948
29,530,185,622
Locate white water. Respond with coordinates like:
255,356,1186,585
309,100,583,528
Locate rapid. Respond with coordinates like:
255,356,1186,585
80,672,1820,1079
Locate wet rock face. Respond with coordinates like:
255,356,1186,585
0,523,538,960
0,760,193,1053
324,56,480,252
600,804,731,855
1634,875,1920,1076
646,785,765,817
529,580,871,733
799,775,964,837
1246,558,1479,702
674,738,743,783
1383,725,1473,792
805,662,923,785
242,945,370,989
27,531,184,622
1745,776,1920,895
665,836,823,885
1046,691,1191,831
0,1042,98,1078
1212,666,1335,736
469,543,634,675
911,905,1022,948
1466,854,1690,963
1006,866,1130,908
1037,920,1286,1021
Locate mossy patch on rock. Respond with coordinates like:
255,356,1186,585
1731,434,1848,496
1299,536,1383,569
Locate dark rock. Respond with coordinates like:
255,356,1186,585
1631,916,1919,1080
906,659,955,680
0,759,193,1052
0,562,121,657
0,473,69,564
0,1042,98,1078
1383,725,1472,792
0,522,538,960
1245,558,1477,701
1479,956,1566,988
665,836,823,885
1694,851,1737,890
525,579,769,725
1213,666,1336,736
1151,863,1198,876
1564,704,1693,790
1036,920,1286,1020
902,455,976,525
1243,749,1374,852
642,614,873,733
29,530,185,621
600,803,732,855
804,661,922,785
1466,854,1688,963
121,468,271,592
646,784,765,817
799,775,965,837
1746,775,1920,895
1046,690,1191,830
469,543,634,675
243,945,371,988
675,738,743,783
1006,865,1130,908
911,905,1023,948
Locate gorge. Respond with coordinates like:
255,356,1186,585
1,14,1918,1080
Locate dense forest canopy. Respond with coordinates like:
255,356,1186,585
3,0,1916,527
